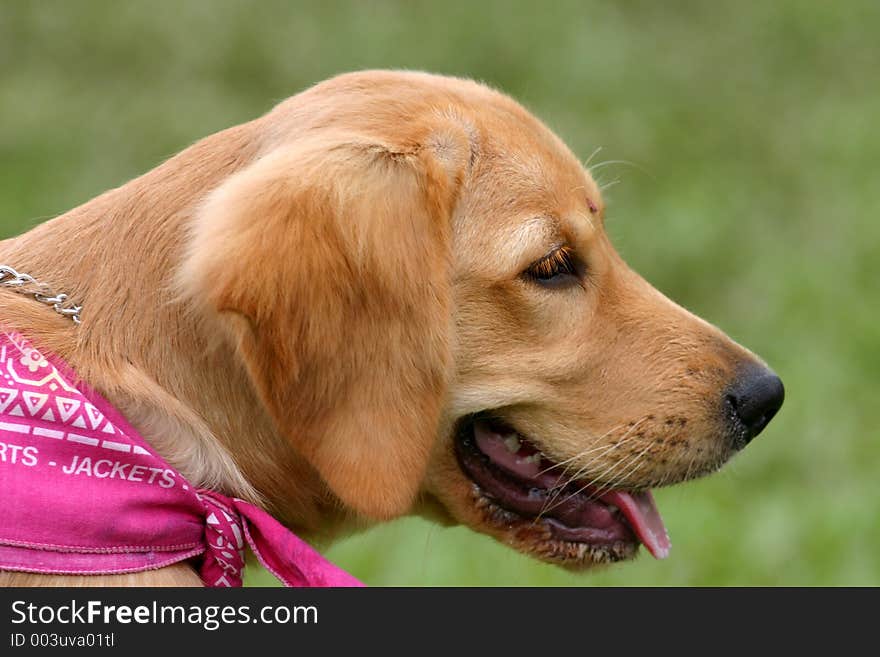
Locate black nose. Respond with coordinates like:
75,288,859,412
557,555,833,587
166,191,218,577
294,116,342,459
725,364,784,446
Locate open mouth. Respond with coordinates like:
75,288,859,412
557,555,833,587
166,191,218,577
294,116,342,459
455,416,671,561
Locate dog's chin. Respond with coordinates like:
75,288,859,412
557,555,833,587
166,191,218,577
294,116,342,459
441,414,672,569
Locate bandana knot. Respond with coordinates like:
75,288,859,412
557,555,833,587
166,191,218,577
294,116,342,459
198,492,247,587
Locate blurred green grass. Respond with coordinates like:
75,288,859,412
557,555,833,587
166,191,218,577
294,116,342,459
2,1,877,586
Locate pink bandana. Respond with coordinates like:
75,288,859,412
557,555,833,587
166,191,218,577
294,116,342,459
0,330,362,587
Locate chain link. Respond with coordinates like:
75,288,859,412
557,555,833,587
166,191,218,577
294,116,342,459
0,265,82,325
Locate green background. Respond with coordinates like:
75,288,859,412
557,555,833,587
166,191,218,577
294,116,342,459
1,1,877,586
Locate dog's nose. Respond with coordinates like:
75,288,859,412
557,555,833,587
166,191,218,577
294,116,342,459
726,364,784,445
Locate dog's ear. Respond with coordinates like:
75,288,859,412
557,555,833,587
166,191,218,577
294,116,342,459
182,125,469,519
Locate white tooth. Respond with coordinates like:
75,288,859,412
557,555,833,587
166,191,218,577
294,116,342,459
525,454,542,464
503,435,521,453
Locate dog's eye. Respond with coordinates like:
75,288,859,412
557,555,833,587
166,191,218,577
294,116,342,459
525,247,580,288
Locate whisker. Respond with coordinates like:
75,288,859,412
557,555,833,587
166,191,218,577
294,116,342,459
538,446,648,518
684,453,697,484
589,160,656,182
536,417,649,518
575,209,595,229
534,422,627,477
589,442,654,500
583,146,604,168
549,427,642,492
552,418,647,487
541,424,643,501
557,440,652,508
599,178,621,191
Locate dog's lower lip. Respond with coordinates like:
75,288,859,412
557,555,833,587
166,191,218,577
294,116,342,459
455,417,671,559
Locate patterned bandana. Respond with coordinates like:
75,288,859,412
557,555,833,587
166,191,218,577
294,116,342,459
0,330,361,587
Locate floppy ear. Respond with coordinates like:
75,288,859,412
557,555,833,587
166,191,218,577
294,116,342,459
182,126,469,519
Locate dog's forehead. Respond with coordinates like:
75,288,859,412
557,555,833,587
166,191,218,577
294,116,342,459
467,100,605,220
453,117,605,268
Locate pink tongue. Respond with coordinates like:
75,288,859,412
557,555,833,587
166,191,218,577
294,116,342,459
599,490,671,559
473,421,671,559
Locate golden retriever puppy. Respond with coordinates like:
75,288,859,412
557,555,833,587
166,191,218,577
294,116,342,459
0,70,783,585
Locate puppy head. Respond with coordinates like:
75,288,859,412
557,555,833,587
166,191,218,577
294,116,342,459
184,71,783,567
419,77,783,567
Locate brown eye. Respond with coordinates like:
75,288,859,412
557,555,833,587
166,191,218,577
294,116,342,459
526,246,580,287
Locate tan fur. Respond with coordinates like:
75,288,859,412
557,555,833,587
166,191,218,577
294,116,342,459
0,70,767,585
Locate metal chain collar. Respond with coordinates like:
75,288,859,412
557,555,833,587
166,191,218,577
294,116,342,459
0,265,82,325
